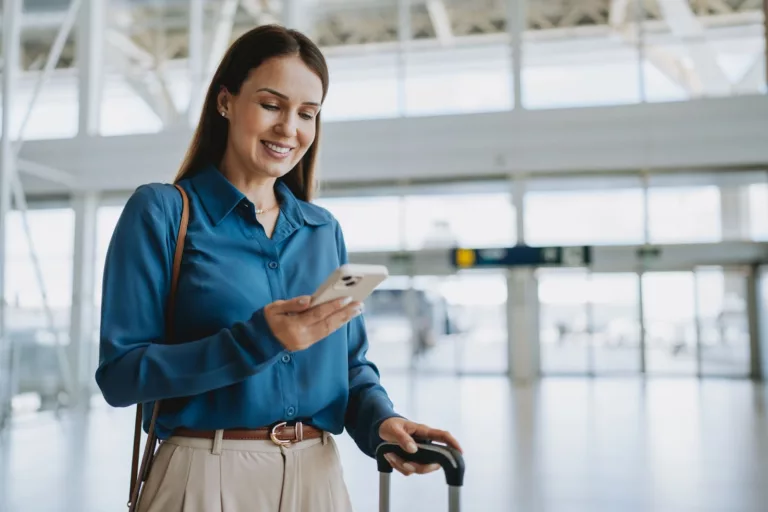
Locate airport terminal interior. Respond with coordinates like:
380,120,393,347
1,0,767,510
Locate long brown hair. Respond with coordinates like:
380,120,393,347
174,25,329,202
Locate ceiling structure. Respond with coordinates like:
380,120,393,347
11,0,764,69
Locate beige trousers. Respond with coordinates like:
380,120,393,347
136,430,354,512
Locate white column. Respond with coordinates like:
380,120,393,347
720,185,751,241
0,0,23,430
283,0,307,31
720,186,751,324
753,265,768,381
68,193,99,408
77,0,105,136
511,174,526,244
397,0,412,117
187,0,205,127
507,0,526,109
507,269,540,384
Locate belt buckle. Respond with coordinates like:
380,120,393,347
269,422,292,446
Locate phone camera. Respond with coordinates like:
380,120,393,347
341,275,361,287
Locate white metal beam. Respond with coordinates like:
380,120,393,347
241,0,264,21
105,29,155,68
609,0,631,27
656,0,732,96
734,54,767,93
105,29,182,127
17,159,77,188
16,95,768,196
0,0,23,432
77,0,105,136
208,0,240,75
426,0,454,45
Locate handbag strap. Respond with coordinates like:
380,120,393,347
128,183,189,510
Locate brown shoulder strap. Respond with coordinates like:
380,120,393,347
128,184,189,510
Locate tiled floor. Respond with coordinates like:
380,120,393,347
1,375,767,512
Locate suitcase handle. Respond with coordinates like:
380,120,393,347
375,440,465,487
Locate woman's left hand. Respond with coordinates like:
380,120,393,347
378,417,463,477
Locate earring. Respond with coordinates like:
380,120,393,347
220,111,226,117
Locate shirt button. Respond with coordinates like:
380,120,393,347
281,354,291,364
268,261,278,269
286,406,296,417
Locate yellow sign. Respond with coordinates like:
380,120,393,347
454,248,476,268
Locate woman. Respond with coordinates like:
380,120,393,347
96,24,462,512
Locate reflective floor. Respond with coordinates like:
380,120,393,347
1,376,767,512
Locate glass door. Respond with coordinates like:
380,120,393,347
641,268,752,377
695,266,751,377
642,272,698,375
364,273,509,375
539,269,641,375
591,273,641,374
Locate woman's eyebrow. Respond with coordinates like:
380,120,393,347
256,87,320,107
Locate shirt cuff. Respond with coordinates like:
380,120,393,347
245,308,289,362
367,392,404,454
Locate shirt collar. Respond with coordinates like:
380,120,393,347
188,165,332,227
189,165,245,226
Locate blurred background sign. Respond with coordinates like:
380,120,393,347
451,246,592,269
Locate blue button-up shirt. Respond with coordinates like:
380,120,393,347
96,165,400,457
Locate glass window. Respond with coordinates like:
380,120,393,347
523,55,643,110
3,75,79,141
525,188,645,246
750,183,768,241
403,193,516,250
99,76,164,136
6,209,75,310
6,208,75,415
315,196,403,251
647,186,721,243
322,52,401,121
403,45,512,116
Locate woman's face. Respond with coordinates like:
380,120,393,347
218,55,324,179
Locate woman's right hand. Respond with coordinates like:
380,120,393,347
264,296,363,352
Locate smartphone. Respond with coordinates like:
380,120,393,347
310,264,389,307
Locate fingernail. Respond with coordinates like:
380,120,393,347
407,442,417,453
339,297,352,306
403,463,415,473
384,454,394,465
353,307,363,316
430,464,441,471
298,297,309,305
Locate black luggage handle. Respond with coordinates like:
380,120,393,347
375,440,465,487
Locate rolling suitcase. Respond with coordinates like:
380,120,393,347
376,439,466,512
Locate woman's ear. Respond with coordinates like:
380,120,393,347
217,87,230,117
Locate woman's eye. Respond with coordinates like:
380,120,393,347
261,104,279,111
300,112,315,120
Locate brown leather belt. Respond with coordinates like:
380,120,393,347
173,421,322,446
